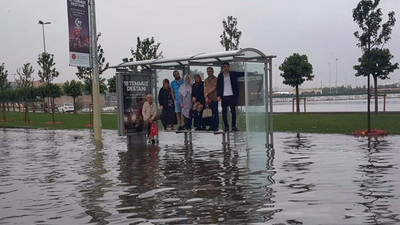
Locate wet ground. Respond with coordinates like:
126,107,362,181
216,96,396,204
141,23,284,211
1,129,399,224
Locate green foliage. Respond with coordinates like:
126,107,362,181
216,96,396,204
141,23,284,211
16,63,35,122
353,0,397,115
63,80,84,99
0,63,9,90
76,44,109,96
353,0,396,51
354,48,399,79
63,80,84,114
280,53,314,114
0,63,10,120
76,44,109,80
37,52,59,84
123,37,163,71
83,77,107,95
107,76,116,93
16,63,35,103
279,53,314,87
220,16,242,51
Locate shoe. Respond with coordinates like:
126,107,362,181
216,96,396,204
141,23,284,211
206,127,212,131
195,127,201,131
223,126,229,132
200,126,206,131
178,126,184,130
231,127,239,132
151,139,156,145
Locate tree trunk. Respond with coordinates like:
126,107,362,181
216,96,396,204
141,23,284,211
373,76,378,113
296,85,300,114
2,102,6,121
51,98,55,124
367,74,371,132
73,97,76,114
23,102,27,123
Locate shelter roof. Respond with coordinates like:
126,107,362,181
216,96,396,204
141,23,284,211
112,48,275,70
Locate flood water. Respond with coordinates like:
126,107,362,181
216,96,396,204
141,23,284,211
1,129,400,224
273,94,400,112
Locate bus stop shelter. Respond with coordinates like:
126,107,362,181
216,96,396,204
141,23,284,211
113,48,276,148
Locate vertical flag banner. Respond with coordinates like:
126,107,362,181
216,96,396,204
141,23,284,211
67,0,90,67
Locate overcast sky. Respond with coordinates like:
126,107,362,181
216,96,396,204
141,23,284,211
1,0,399,90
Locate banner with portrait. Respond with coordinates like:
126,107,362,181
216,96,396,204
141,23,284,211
67,0,90,67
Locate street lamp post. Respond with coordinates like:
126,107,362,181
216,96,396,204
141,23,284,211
38,20,51,53
335,58,338,94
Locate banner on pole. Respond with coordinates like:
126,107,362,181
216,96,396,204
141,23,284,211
67,0,90,67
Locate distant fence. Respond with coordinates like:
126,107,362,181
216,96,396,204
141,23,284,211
292,98,307,113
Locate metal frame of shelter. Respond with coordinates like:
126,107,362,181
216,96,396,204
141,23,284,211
113,48,276,148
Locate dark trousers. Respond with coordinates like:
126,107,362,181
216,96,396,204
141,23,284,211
221,96,237,128
209,100,219,129
183,116,192,130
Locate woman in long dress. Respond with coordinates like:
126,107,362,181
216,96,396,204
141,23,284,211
158,79,176,130
191,74,205,130
178,75,193,130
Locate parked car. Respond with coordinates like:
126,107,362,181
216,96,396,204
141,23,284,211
57,103,74,113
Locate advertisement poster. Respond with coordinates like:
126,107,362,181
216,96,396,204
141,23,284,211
67,0,90,67
117,72,152,136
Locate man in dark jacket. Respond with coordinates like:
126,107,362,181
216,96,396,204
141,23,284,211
217,62,244,132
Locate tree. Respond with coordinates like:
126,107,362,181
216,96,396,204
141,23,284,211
279,53,314,114
122,37,163,71
354,48,398,109
220,16,242,51
63,80,84,113
16,63,35,123
37,52,60,84
76,44,109,113
83,77,107,95
353,0,396,131
0,63,10,121
38,52,60,114
107,76,116,93
44,83,63,124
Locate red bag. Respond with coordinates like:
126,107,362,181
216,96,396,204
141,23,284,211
150,122,158,137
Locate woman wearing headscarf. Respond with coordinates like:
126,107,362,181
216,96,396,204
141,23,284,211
158,79,177,130
191,74,205,130
178,75,193,130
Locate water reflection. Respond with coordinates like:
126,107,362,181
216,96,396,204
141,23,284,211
281,133,316,194
1,129,400,224
355,138,400,224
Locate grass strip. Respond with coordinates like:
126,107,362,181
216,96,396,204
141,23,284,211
1,111,399,135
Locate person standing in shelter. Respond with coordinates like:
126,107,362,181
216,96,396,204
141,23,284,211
158,79,177,130
170,70,184,130
204,67,219,131
217,62,244,132
192,74,205,130
142,94,157,144
179,75,193,130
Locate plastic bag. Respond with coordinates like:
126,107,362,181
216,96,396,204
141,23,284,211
150,122,158,137
202,108,212,118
